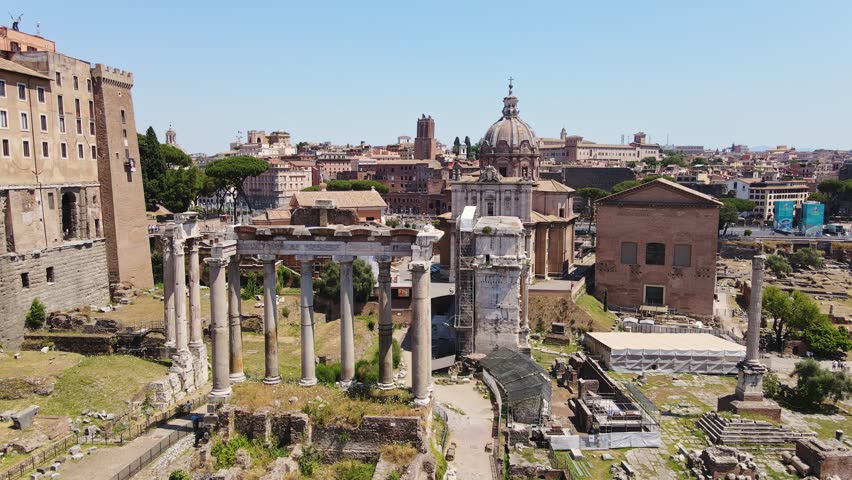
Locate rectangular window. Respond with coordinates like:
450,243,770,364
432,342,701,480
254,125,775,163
41,141,49,158
76,119,82,135
120,109,126,124
1,139,9,157
86,79,92,93
59,116,66,133
22,140,31,157
90,145,97,159
21,272,29,289
77,143,84,159
73,76,79,90
37,86,45,103
673,244,692,267
644,285,665,306
75,99,81,117
20,112,28,130
0,110,7,128
89,121,95,135
620,241,638,265
40,114,48,132
0,79,5,97
55,72,61,86
46,267,55,284
60,142,67,159
17,83,26,100
88,100,94,118
645,242,666,265
57,95,64,115
47,192,55,209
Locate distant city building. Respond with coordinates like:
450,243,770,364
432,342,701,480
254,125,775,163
595,179,722,316
414,114,436,160
662,145,705,156
565,132,662,165
726,178,811,219
243,159,313,210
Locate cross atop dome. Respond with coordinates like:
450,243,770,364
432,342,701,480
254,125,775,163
508,76,514,96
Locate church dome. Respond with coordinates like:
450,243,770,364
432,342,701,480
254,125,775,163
481,87,538,153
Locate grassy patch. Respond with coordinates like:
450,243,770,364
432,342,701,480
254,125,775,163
230,382,415,428
0,355,166,417
380,443,418,466
575,293,618,331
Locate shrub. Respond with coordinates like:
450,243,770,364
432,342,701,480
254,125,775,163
481,226,493,235
354,359,379,384
298,445,322,476
240,272,263,300
25,298,46,330
790,359,852,411
169,471,191,480
316,362,342,385
211,434,251,469
392,338,402,368
765,254,792,277
789,247,825,270
385,218,400,228
281,306,290,318
744,229,752,236
332,460,376,480
366,318,375,331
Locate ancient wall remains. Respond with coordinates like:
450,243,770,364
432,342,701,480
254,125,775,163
0,239,110,348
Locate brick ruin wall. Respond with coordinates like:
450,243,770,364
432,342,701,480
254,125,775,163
218,407,425,461
0,240,110,348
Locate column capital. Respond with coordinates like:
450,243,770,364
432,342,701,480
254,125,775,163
295,254,315,263
172,239,187,257
160,236,173,253
205,257,230,267
188,240,200,253
258,254,278,262
334,255,356,263
375,255,393,263
409,261,429,273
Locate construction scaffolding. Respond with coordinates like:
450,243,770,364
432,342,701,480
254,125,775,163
454,206,476,355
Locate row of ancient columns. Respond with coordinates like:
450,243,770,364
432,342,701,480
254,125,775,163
161,237,208,387
205,250,434,406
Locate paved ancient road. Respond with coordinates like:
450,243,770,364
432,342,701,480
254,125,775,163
59,413,196,480
434,382,495,480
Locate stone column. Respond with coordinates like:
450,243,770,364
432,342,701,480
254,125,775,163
261,255,281,385
228,257,246,383
298,256,317,386
337,256,356,387
188,241,203,350
162,237,176,349
410,261,430,406
543,226,550,278
173,240,189,356
519,258,531,352
206,256,231,402
377,257,395,389
746,255,766,364
448,231,456,283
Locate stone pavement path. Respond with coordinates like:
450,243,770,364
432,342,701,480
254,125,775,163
59,413,196,480
433,382,495,480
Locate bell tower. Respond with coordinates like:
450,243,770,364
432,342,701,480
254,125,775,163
414,115,436,160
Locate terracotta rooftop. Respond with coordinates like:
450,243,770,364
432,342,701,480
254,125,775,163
0,57,51,79
291,190,387,209
534,179,575,193
597,178,723,206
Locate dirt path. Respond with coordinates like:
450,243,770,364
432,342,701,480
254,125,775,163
59,414,196,480
433,382,495,480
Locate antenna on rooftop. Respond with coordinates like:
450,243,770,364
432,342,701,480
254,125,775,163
9,12,23,31
36,21,40,36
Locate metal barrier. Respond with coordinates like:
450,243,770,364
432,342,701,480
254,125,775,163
110,428,189,480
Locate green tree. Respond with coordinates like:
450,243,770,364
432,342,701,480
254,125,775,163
789,247,825,270
25,298,46,330
803,319,852,357
468,141,481,160
791,359,852,410
464,135,472,151
314,259,375,304
138,128,168,211
720,197,756,213
578,187,609,232
302,179,389,194
718,204,739,235
765,254,792,277
763,287,824,351
205,155,269,216
160,165,205,213
452,136,461,154
807,192,830,203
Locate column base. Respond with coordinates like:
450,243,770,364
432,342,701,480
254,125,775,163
337,379,354,389
229,372,247,384
262,376,282,385
377,382,396,391
413,396,431,407
299,377,318,387
208,388,232,403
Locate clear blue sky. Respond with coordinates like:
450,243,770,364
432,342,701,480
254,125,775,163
20,0,852,153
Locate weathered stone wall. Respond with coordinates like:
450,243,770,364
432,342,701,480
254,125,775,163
0,240,110,349
23,333,114,355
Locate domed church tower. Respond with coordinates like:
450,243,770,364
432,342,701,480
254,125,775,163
480,79,541,180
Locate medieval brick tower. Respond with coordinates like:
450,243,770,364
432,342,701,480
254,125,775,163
414,114,436,160
92,64,154,288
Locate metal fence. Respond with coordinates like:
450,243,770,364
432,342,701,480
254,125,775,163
110,428,190,480
0,394,207,480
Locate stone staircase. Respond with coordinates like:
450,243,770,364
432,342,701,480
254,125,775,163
697,412,816,446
